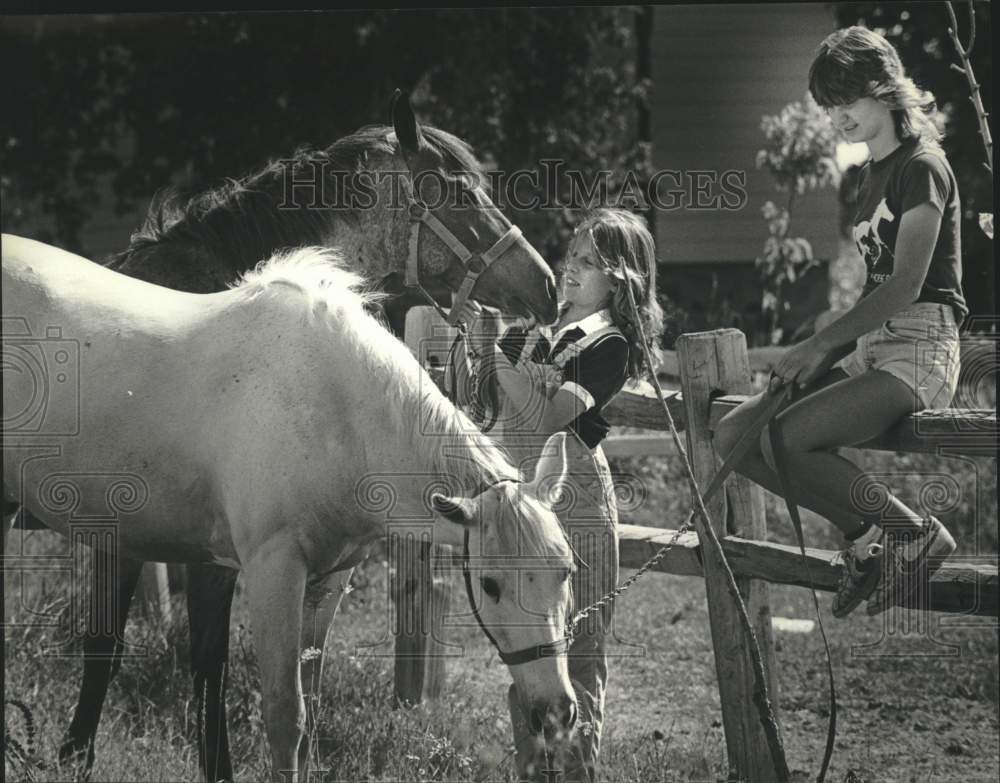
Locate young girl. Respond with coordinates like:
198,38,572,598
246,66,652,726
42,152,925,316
715,26,965,619
459,208,662,783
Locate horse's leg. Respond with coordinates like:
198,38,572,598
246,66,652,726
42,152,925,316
242,537,308,782
59,552,144,776
297,568,354,776
187,564,238,783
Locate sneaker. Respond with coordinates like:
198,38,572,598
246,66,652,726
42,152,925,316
866,517,957,616
831,542,885,618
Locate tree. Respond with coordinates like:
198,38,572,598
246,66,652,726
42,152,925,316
754,94,841,345
0,10,650,267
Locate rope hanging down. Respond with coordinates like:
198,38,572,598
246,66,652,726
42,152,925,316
613,280,791,780
445,256,840,780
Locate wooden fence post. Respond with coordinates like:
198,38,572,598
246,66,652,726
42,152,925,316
390,307,457,705
677,329,780,782
389,526,452,705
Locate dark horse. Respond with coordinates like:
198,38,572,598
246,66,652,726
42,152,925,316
6,90,557,781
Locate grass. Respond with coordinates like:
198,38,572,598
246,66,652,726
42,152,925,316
5,394,998,782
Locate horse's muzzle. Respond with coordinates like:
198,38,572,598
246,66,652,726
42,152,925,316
529,693,578,740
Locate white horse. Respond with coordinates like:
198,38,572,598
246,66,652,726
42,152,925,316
2,235,578,781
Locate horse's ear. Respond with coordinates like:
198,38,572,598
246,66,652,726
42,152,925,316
431,493,477,547
527,432,570,509
390,88,425,158
430,493,475,527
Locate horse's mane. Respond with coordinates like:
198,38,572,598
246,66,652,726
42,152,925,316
107,124,487,276
230,246,570,566
231,246,514,490
233,244,385,310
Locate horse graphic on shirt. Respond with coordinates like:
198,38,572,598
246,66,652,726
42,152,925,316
853,197,896,267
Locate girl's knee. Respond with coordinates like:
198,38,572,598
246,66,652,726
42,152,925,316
712,413,743,458
761,418,816,469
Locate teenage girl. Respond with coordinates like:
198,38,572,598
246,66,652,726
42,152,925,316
715,26,965,618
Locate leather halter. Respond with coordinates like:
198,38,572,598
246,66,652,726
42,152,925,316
401,178,530,327
460,482,572,666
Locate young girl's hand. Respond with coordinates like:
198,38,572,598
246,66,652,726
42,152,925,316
458,300,484,323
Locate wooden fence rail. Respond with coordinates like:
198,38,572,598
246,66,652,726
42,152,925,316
399,311,999,782
615,526,998,616
604,388,998,459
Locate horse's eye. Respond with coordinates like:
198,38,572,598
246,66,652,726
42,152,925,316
481,577,501,603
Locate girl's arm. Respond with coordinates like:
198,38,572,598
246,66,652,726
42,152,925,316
492,345,586,435
775,202,942,388
812,202,941,350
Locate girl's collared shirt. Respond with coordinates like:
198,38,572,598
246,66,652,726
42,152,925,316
498,308,629,449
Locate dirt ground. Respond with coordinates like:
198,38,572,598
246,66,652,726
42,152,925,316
327,547,999,783
603,574,999,782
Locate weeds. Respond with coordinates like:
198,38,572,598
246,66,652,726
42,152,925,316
4,425,997,782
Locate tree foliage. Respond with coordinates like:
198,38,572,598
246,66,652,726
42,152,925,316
755,94,841,344
0,10,649,265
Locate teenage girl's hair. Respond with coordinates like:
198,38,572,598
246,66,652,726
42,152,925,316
808,25,942,144
574,208,664,381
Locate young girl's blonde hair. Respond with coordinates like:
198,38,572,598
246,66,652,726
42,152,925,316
808,25,942,144
573,208,664,380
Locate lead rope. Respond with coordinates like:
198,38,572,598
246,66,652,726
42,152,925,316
565,277,790,782
768,408,837,783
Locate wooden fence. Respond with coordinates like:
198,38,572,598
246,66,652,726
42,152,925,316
395,309,999,781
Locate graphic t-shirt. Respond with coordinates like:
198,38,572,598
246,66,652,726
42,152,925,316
853,138,967,323
497,309,629,449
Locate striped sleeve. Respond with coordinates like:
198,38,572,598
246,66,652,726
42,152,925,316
558,333,629,412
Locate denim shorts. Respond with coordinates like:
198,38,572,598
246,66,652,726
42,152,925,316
835,302,961,410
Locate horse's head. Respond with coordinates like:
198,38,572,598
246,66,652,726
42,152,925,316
430,432,578,742
382,90,558,325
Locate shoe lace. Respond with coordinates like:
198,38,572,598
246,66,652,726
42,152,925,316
832,549,860,596
829,548,849,568
868,545,905,606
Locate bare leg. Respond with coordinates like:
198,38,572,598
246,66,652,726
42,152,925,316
187,564,238,783
714,369,858,528
715,369,924,537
